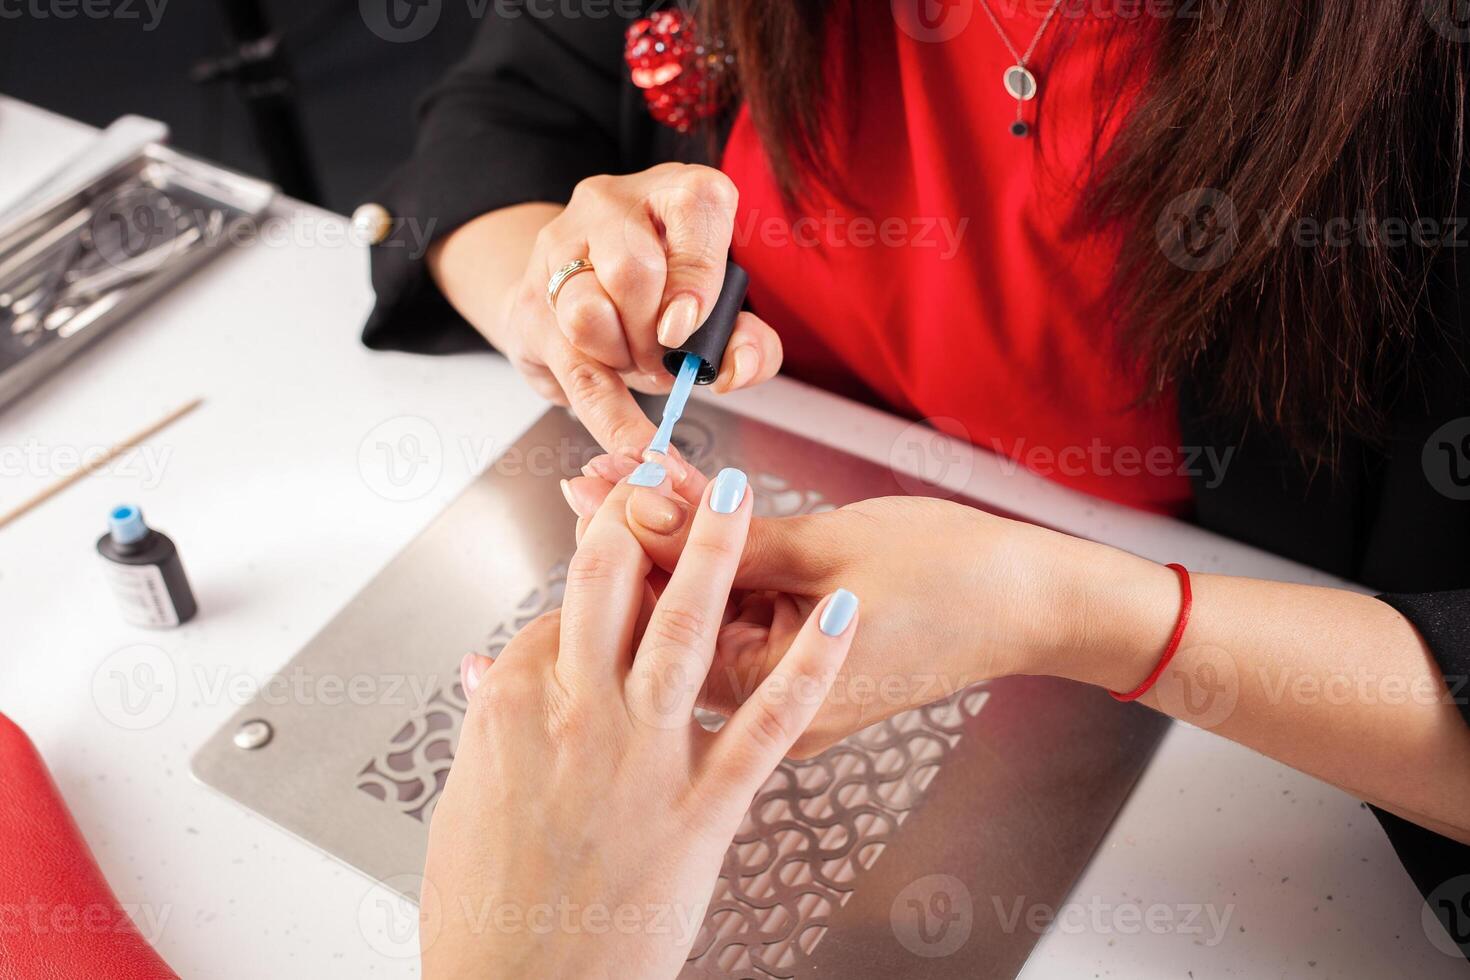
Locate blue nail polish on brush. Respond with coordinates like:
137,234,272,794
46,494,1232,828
819,589,859,636
643,263,749,461
628,460,666,487
710,467,748,514
646,352,700,457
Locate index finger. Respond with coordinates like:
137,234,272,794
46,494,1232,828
558,479,651,689
626,467,753,727
543,337,657,460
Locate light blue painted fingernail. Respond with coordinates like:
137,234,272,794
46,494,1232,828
628,460,666,487
819,589,859,637
709,467,748,514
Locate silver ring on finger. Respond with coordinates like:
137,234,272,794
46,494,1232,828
546,258,595,311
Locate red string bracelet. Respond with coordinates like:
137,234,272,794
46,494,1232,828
1110,563,1193,702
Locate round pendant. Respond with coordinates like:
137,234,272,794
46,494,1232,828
1004,65,1038,101
1010,120,1030,138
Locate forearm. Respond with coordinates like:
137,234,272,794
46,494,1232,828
427,202,562,347
1035,541,1470,842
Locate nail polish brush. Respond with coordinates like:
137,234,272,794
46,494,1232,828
645,261,749,459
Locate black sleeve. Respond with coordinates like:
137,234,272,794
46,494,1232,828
359,2,652,354
1370,591,1470,961
1378,591,1470,726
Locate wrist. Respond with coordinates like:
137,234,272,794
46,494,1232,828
1024,534,1183,692
430,204,562,348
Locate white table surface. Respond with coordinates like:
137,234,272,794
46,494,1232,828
0,96,1460,979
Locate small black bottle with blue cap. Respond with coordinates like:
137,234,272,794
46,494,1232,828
97,505,197,628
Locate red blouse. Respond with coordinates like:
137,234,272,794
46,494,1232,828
720,6,1191,514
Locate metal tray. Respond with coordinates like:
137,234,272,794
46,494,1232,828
0,116,274,409
192,402,1169,979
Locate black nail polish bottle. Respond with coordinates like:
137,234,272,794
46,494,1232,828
97,504,198,628
661,262,749,384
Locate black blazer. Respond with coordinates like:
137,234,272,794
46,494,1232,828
359,2,1470,948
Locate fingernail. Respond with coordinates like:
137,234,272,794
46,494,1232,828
730,345,759,388
628,489,688,534
710,467,748,514
629,460,666,487
819,589,859,637
642,448,686,484
563,478,604,518
583,454,637,480
656,294,701,347
468,658,490,694
460,653,490,695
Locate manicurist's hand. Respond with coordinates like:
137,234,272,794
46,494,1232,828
560,457,1176,757
428,164,782,458
420,469,857,979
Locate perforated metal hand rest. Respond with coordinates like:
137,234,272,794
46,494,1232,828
193,404,1168,979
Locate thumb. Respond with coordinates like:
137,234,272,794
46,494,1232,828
625,487,826,594
648,172,737,348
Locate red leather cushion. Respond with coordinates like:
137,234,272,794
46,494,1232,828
0,712,178,979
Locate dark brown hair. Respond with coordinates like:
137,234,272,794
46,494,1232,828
702,0,1467,460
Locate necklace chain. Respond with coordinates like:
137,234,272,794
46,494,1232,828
976,0,1068,68
975,0,1069,135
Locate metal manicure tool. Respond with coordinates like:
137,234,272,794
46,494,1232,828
0,115,273,410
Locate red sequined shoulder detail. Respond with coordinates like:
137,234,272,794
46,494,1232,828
625,8,734,132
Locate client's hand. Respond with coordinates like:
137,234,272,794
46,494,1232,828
421,470,857,979
562,456,1170,757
